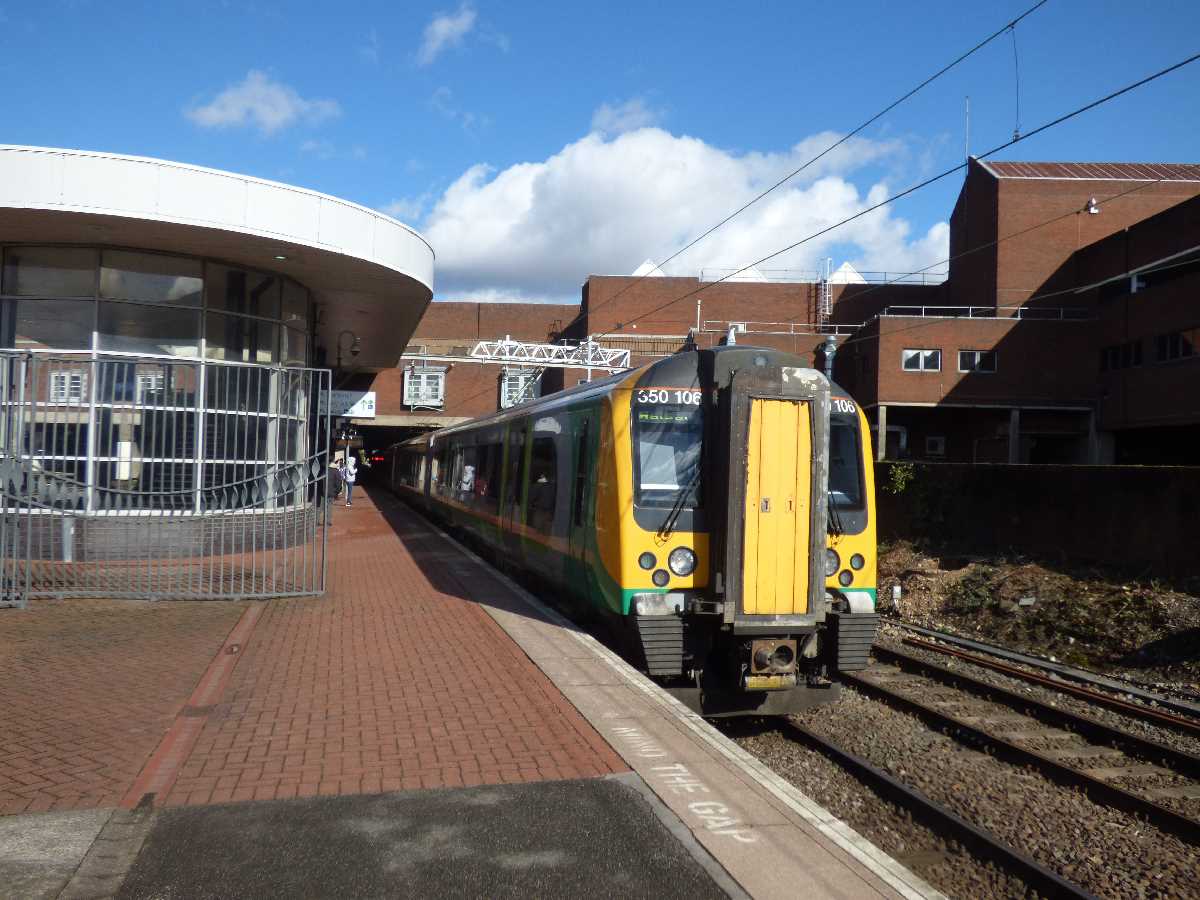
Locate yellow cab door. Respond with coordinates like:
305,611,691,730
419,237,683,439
741,398,811,616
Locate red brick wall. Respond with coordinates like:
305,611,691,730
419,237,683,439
994,178,1200,308
874,316,1095,407
948,161,999,307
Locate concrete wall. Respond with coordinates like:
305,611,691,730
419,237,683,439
875,461,1200,576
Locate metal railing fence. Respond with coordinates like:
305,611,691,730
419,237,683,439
0,351,332,605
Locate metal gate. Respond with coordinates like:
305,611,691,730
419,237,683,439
0,351,332,605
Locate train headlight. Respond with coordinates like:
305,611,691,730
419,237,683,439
850,554,865,570
838,569,854,587
638,552,656,570
652,569,670,587
668,547,696,577
825,549,840,577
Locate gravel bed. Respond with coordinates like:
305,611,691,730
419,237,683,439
859,665,1200,822
724,721,1035,900
792,687,1199,899
879,626,1200,760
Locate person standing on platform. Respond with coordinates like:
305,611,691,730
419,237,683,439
343,454,358,507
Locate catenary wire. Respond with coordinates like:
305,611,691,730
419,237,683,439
589,50,1200,341
415,179,1187,414
772,177,1166,327
832,252,1199,356
553,0,1052,338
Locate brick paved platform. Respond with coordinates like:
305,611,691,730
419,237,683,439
163,491,625,806
0,487,625,819
0,599,244,815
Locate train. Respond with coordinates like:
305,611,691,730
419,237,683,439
383,345,880,716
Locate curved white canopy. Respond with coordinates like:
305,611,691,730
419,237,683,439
0,145,435,370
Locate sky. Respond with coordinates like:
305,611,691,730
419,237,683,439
4,0,1199,304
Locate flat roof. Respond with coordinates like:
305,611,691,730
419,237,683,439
0,145,436,370
978,160,1200,182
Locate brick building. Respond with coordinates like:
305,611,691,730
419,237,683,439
836,160,1200,464
353,158,1199,465
352,300,578,446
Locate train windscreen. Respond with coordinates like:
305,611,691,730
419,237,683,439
829,416,864,509
633,404,704,509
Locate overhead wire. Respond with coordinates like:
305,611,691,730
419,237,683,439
553,0,1052,339
587,50,1200,341
777,177,1166,327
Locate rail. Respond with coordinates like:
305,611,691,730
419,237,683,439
854,647,1200,847
699,267,947,285
880,305,1091,320
784,722,1095,899
896,622,1200,720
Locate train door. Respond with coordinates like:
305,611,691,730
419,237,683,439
567,417,591,569
721,367,829,628
500,422,526,556
742,398,811,615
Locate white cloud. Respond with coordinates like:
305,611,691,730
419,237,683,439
416,128,949,303
381,195,430,222
417,4,476,66
186,70,340,135
591,98,662,136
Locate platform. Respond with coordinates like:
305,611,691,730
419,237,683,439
0,486,941,899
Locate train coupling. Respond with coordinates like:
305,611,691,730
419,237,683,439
742,638,797,691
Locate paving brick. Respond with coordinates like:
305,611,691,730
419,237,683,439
4,490,625,817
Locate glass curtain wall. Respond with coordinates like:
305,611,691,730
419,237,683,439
0,246,315,512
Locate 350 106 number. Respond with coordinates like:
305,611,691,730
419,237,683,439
832,398,857,414
636,388,701,405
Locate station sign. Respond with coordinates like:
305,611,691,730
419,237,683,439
320,390,376,419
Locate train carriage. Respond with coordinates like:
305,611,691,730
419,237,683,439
386,345,879,716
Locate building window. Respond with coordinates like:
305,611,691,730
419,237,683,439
957,350,997,373
1100,340,1143,372
1154,328,1198,363
136,372,166,402
49,371,87,404
901,349,941,372
403,367,445,408
500,368,540,408
925,435,947,457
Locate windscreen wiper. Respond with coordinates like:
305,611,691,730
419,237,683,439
658,465,701,540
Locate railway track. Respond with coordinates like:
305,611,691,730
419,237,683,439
894,623,1200,722
848,645,1200,846
784,721,1097,900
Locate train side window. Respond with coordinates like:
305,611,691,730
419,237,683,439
526,436,557,532
457,445,478,504
572,421,589,527
477,441,502,515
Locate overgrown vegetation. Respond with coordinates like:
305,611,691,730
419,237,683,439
880,541,1200,687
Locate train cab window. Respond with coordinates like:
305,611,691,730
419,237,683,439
526,437,557,532
633,404,703,509
829,417,864,509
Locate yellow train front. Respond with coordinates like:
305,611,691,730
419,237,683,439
387,345,879,716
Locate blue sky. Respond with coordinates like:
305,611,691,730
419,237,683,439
4,0,1198,302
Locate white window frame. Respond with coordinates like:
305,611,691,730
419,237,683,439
957,350,997,373
500,368,540,409
403,367,446,409
48,370,87,404
901,349,941,372
135,372,166,402
925,435,947,457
